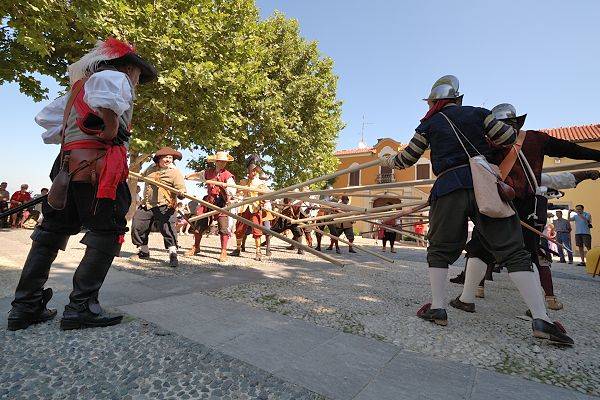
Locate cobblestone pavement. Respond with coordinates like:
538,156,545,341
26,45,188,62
0,316,324,400
2,228,599,397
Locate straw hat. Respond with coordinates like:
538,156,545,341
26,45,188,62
207,151,234,163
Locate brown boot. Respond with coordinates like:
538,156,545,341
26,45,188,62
546,296,564,310
186,245,200,256
186,234,201,256
476,286,485,299
219,248,228,262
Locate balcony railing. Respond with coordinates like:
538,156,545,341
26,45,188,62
376,173,396,184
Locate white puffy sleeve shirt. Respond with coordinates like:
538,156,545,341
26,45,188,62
35,70,133,144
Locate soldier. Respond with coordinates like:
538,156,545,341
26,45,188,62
7,38,157,331
231,155,268,260
185,151,236,262
452,104,600,312
333,196,357,254
131,147,186,268
380,75,573,345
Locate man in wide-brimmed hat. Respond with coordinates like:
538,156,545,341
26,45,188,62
185,151,236,262
8,37,157,331
231,155,269,261
131,147,186,268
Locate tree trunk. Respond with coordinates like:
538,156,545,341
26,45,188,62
126,152,150,220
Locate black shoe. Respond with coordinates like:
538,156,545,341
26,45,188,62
577,262,586,266
7,288,57,331
137,251,150,259
230,249,241,257
449,271,465,284
417,303,448,326
349,248,357,253
449,296,475,313
335,248,341,254
169,253,178,268
315,246,322,252
532,319,574,346
60,309,123,330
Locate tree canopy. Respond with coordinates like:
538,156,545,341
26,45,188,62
1,0,343,186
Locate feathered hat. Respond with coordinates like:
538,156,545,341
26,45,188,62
68,37,157,86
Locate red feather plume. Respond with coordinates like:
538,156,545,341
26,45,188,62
103,37,135,58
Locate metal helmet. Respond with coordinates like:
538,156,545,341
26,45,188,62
491,103,527,129
423,75,461,101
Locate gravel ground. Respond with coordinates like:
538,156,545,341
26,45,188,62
0,316,325,400
206,242,600,397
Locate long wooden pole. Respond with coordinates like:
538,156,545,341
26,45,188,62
130,172,344,267
292,200,426,224
268,208,394,264
189,159,384,222
283,178,436,198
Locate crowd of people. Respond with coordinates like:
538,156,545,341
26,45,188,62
0,182,48,229
4,39,599,353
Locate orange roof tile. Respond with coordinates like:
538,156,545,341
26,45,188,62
541,124,600,143
334,147,374,156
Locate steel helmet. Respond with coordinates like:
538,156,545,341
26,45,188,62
491,103,527,130
423,75,462,101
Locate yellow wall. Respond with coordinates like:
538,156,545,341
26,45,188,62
543,142,600,247
333,138,431,233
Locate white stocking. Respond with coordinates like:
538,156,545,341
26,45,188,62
460,257,487,303
429,268,448,309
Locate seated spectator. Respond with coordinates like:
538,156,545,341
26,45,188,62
10,184,32,228
23,188,49,228
0,182,10,228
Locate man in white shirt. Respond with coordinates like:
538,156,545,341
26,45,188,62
8,38,157,332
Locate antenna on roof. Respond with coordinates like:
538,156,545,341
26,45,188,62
358,115,373,148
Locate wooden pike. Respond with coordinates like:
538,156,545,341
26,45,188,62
292,200,426,224
268,209,394,264
300,202,429,229
283,178,436,198
129,171,344,267
189,158,384,222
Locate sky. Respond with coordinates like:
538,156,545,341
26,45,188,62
1,0,599,196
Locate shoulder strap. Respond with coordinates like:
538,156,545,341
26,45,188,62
439,112,481,158
498,130,527,180
58,78,87,159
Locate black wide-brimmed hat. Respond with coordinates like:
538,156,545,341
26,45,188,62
153,147,182,163
68,37,158,85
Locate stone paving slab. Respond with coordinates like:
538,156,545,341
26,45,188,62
112,291,596,400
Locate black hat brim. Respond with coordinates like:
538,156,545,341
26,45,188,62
111,53,158,84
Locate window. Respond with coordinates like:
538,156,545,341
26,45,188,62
416,163,430,180
349,170,360,186
380,165,392,175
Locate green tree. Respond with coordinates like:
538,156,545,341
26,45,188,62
1,1,343,189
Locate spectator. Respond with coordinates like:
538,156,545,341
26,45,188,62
570,204,593,266
381,216,397,253
0,182,10,228
9,184,32,228
414,219,427,247
553,210,573,264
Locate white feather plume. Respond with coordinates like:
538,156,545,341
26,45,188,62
67,40,111,86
